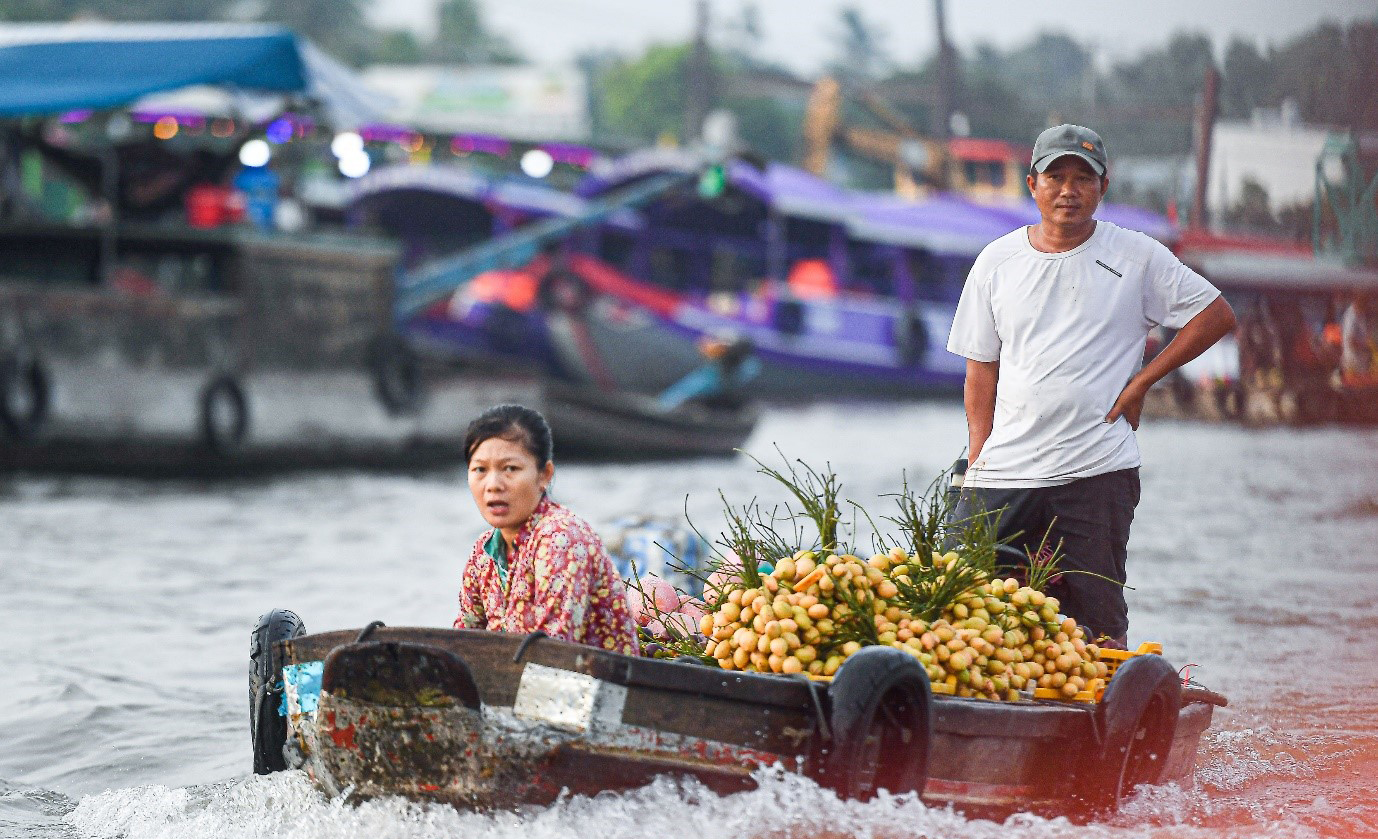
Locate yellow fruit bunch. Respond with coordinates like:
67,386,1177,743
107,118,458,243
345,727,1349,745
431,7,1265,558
699,547,907,676
901,561,1110,700
699,546,1111,703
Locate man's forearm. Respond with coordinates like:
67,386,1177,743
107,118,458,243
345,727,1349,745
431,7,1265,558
1136,296,1237,390
964,359,999,463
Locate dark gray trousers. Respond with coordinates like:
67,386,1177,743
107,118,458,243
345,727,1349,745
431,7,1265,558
950,468,1140,642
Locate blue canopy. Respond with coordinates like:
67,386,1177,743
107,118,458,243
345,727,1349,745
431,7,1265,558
0,23,387,126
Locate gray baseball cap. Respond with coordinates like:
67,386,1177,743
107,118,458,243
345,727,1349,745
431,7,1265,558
1030,124,1107,176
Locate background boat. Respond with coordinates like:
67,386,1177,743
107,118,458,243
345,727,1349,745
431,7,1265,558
393,149,1178,400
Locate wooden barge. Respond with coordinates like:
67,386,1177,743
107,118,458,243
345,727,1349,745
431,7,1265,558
251,611,1226,820
0,223,543,475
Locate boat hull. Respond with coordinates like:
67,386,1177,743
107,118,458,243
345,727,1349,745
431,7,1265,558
405,251,968,401
273,627,1220,818
540,382,758,459
0,225,538,475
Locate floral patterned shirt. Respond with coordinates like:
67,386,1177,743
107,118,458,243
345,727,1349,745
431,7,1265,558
455,497,638,655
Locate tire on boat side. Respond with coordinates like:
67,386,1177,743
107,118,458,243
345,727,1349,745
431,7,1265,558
820,646,932,801
1083,653,1181,812
0,349,50,441
199,374,250,455
369,334,423,417
538,269,594,314
249,608,306,775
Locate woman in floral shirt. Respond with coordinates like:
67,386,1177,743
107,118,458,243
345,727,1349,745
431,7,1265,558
454,405,637,655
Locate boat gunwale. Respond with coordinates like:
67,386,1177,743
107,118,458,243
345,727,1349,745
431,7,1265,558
281,627,1187,733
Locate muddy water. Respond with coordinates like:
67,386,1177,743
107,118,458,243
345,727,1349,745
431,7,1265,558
2,401,1376,838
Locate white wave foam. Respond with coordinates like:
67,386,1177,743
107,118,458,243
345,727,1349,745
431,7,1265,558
61,766,1329,839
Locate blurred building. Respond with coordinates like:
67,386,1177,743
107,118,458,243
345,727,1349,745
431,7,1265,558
360,64,590,143
1207,101,1341,218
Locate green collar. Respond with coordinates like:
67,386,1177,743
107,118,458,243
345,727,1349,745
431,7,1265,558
483,529,509,589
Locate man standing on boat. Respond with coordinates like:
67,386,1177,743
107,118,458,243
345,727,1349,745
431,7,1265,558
946,124,1237,645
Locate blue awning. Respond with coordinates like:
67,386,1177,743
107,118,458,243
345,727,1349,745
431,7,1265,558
0,23,387,126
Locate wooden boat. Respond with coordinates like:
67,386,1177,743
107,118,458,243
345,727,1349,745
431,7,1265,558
250,611,1226,820
0,222,543,475
1148,231,1378,427
0,26,538,474
540,381,758,460
392,149,1179,400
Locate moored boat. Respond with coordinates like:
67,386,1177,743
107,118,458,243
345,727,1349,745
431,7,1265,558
539,380,758,460
0,25,534,474
1144,231,1378,426
396,149,1182,400
251,611,1226,820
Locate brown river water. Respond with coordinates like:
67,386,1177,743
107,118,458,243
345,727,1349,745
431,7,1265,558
2,400,1376,839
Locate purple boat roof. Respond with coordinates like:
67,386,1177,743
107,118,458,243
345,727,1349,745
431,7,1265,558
578,148,854,222
582,149,1177,253
848,193,1017,254
351,164,589,218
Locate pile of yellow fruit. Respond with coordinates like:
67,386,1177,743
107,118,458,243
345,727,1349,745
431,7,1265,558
699,547,1110,702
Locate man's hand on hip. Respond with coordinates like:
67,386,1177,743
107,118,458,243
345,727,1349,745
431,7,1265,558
1106,297,1237,431
1106,377,1150,430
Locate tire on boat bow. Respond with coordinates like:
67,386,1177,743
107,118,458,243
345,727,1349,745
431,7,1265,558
1083,653,1182,812
250,608,306,774
819,646,932,800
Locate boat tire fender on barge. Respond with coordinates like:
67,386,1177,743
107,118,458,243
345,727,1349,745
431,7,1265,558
368,336,424,417
200,375,251,456
250,609,307,775
0,348,51,441
819,646,933,801
1082,652,1182,812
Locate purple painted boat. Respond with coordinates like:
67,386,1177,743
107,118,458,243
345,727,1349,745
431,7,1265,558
385,151,1179,399
548,154,976,397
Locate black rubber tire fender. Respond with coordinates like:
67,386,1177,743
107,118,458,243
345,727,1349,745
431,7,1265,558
199,374,249,455
249,608,307,775
820,646,932,801
894,308,930,367
0,350,51,441
537,269,594,314
369,334,423,416
1085,653,1182,812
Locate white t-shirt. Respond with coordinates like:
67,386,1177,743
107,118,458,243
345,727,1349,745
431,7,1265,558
947,221,1220,488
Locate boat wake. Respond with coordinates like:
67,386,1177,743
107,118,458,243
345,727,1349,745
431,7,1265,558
60,762,1329,839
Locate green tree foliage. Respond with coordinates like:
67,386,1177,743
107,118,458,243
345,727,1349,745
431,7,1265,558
599,43,692,146
725,92,799,163
1099,32,1215,156
1109,32,1215,106
254,0,371,66
430,0,522,65
980,34,1096,119
371,29,426,65
1,0,222,21
827,6,890,82
1268,21,1378,130
957,45,1044,143
1219,38,1274,120
596,42,798,162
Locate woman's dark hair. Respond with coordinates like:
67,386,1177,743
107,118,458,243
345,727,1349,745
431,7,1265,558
464,404,554,467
